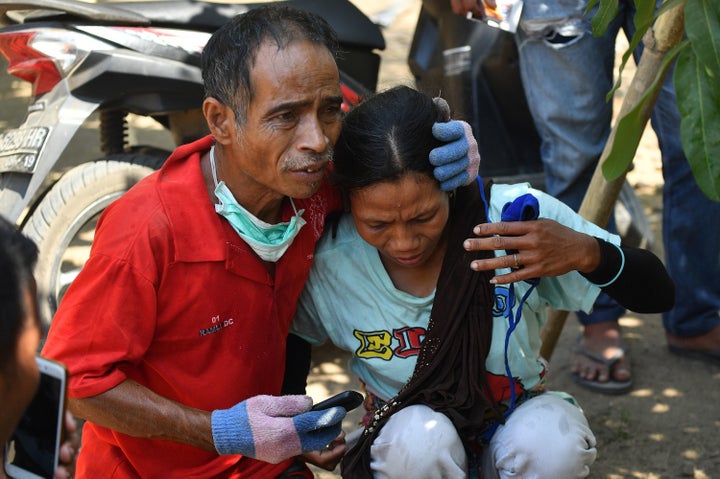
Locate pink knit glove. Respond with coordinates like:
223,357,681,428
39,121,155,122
211,395,345,464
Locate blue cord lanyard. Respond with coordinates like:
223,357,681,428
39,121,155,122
476,176,540,440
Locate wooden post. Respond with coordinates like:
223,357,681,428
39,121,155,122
539,2,686,360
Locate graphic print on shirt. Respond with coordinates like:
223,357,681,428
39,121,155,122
352,287,516,362
198,313,236,337
353,330,394,360
490,284,535,402
493,285,512,319
393,327,425,358
353,326,425,360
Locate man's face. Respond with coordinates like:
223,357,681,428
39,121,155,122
229,40,343,201
0,283,40,445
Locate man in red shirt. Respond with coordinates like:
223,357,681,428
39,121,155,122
41,5,478,478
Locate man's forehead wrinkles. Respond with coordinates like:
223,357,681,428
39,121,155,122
265,99,311,116
263,94,342,116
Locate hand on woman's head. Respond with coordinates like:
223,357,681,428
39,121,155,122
430,120,481,191
332,86,478,193
429,96,481,191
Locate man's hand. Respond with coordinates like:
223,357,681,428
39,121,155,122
430,120,481,191
211,395,345,464
450,0,493,17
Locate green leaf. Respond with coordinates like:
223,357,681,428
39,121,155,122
634,0,657,31
604,1,657,101
675,45,720,201
602,41,689,181
591,0,619,36
685,0,720,81
601,104,646,182
585,0,600,14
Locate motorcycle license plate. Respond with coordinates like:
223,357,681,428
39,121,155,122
0,126,49,174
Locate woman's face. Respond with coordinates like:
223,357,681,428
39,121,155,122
350,172,450,269
0,283,41,445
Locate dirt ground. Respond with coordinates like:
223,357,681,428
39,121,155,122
306,1,720,478
0,1,717,477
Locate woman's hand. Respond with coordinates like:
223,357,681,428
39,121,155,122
301,431,347,471
464,219,600,284
54,411,80,479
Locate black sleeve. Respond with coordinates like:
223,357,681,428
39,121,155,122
580,238,675,313
281,333,312,395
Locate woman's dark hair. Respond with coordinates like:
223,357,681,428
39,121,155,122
0,216,39,370
331,85,447,193
202,5,338,126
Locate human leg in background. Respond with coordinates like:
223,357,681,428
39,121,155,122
652,62,720,364
617,0,720,364
515,1,631,393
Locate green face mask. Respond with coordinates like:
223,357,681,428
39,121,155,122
210,146,306,262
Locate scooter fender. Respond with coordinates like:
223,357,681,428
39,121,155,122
0,49,203,223
0,83,101,222
69,48,204,114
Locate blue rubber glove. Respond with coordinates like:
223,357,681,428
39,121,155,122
501,193,540,280
430,120,481,191
211,395,345,464
501,193,540,222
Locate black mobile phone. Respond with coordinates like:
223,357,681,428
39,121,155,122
4,356,67,479
311,390,364,412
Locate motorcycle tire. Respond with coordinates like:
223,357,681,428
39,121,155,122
22,154,165,334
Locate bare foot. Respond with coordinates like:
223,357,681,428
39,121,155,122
666,324,720,365
571,321,632,389
666,323,720,349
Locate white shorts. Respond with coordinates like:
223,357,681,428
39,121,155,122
363,393,597,479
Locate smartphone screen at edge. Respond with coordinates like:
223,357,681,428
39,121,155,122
4,365,63,479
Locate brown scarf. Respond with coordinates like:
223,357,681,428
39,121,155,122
341,179,502,478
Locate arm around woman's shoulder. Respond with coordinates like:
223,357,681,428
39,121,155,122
581,239,675,313
467,184,674,313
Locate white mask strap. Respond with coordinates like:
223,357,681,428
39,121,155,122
209,145,220,188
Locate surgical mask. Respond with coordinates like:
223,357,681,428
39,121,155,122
210,146,306,262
